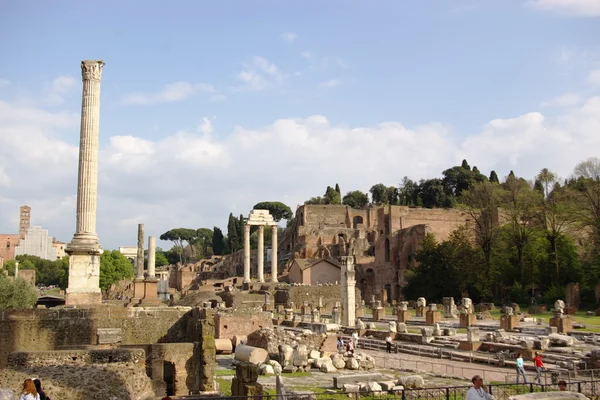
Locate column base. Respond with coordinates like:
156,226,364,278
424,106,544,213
65,291,102,306
135,279,163,306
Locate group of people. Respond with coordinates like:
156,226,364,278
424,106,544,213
18,378,50,400
467,374,570,400
515,352,546,384
337,331,359,354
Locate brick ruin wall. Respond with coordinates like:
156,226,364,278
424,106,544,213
274,285,361,312
214,310,274,340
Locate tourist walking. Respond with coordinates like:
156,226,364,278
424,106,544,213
533,352,545,384
351,331,359,348
385,334,392,353
466,375,494,400
347,339,355,354
19,379,40,400
33,379,49,400
515,353,527,383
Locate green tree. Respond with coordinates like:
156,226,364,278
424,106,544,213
342,190,370,209
160,229,187,263
370,183,388,205
253,201,293,221
212,227,226,255
195,228,213,258
399,177,420,206
335,183,341,196
324,186,342,205
460,181,503,298
461,159,471,171
442,164,487,197
386,186,399,205
489,170,500,184
305,196,325,205
99,250,134,292
419,179,454,208
501,174,541,280
0,275,38,310
537,168,557,198
227,213,242,253
155,252,169,267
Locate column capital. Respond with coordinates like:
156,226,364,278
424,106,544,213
81,60,105,82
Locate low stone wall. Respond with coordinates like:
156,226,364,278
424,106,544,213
214,310,273,340
0,306,194,368
246,328,327,357
0,348,154,400
274,285,361,312
218,291,265,309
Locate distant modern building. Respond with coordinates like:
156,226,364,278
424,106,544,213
0,205,31,264
14,226,57,261
52,241,66,260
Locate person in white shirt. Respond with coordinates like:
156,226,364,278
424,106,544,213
466,375,494,400
385,335,392,353
351,331,359,348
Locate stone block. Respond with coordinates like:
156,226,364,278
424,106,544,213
215,338,233,354
372,307,386,321
500,314,520,331
234,345,269,365
333,373,383,389
458,341,481,351
397,310,410,323
459,313,476,328
425,310,441,325
549,316,572,334
97,328,123,344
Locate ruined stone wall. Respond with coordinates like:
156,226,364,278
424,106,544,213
0,306,193,368
214,310,273,339
274,285,361,311
0,348,154,400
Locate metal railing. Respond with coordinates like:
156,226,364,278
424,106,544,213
210,380,600,400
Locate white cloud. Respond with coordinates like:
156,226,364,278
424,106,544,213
0,79,10,88
319,79,341,88
589,68,600,85
527,0,600,17
197,117,214,135
235,56,285,91
122,82,216,105
281,32,298,43
2,79,600,250
540,93,581,107
40,76,78,106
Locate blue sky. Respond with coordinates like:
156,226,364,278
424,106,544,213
0,0,599,250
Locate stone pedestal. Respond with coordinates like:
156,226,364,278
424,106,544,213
459,313,476,328
425,310,441,325
500,314,520,330
355,306,364,318
416,306,425,317
65,250,102,306
301,303,311,315
129,279,145,305
549,315,572,334
372,307,385,321
397,310,410,323
137,279,162,306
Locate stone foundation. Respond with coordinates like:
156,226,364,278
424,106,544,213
64,291,102,306
459,314,476,328
549,316,572,334
500,315,520,331
372,308,385,321
397,311,410,323
425,310,441,325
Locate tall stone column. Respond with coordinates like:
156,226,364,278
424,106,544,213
147,236,156,278
65,60,105,306
341,256,356,327
243,224,250,284
136,224,145,280
270,225,278,282
257,225,264,282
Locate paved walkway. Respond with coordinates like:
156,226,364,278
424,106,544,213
361,349,533,384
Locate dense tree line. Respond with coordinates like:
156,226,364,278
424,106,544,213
159,201,293,262
403,157,600,308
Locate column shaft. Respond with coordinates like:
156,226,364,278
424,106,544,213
257,225,264,282
243,224,250,283
74,64,103,241
136,224,145,279
147,236,156,278
270,225,278,282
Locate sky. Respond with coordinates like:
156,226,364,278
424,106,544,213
0,0,599,251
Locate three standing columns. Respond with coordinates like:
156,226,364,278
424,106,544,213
242,222,278,284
